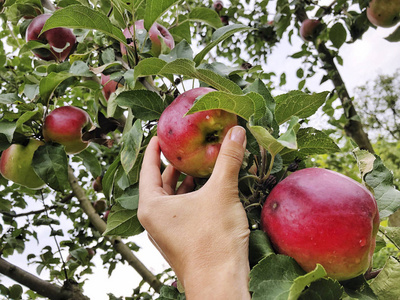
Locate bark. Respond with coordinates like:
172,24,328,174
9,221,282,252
67,167,163,292
294,5,374,153
0,257,89,300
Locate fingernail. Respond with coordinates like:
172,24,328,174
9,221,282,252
229,126,246,148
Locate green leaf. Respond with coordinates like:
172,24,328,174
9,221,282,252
32,143,69,191
158,285,185,300
116,185,139,210
102,156,121,201
0,93,20,104
103,203,143,237
275,91,329,125
249,230,275,267
144,0,180,30
188,7,223,29
385,25,400,42
42,5,126,44
289,264,327,300
186,91,267,121
370,256,400,299
115,90,165,120
379,226,400,249
280,128,340,162
133,57,168,81
159,40,194,63
75,149,102,179
0,121,16,143
342,275,377,299
121,119,143,174
298,278,343,300
194,24,254,66
160,59,242,94
329,22,347,49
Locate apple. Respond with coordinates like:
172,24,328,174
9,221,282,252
299,19,321,42
157,87,237,178
0,139,45,189
101,73,122,101
261,168,379,281
120,19,175,57
221,15,229,26
103,210,110,222
213,0,223,13
43,106,93,154
92,175,103,192
26,13,76,62
366,0,400,28
93,199,107,213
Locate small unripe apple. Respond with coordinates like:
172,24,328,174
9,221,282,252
299,19,321,42
92,175,103,192
101,74,123,101
0,139,45,189
43,106,93,154
120,19,175,57
366,0,400,28
157,87,237,178
213,0,223,13
26,13,76,62
261,168,379,281
220,15,229,26
103,210,110,222
93,199,107,213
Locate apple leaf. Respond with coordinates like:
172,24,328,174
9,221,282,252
193,24,254,66
158,285,185,300
0,93,20,105
159,40,194,63
169,21,191,43
370,256,400,298
275,91,329,125
116,185,139,210
298,278,343,300
249,230,275,267
121,120,143,174
329,23,347,49
188,7,223,29
289,264,327,300
75,149,102,179
341,275,377,299
32,143,69,191
102,156,121,201
385,25,400,42
115,90,165,121
41,5,126,45
379,226,400,250
280,128,340,163
160,58,243,94
0,121,16,143
103,203,143,237
132,57,169,81
144,0,180,30
186,91,267,121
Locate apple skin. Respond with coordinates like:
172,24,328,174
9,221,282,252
26,13,76,62
101,74,122,101
0,139,45,189
261,168,380,281
120,19,175,56
213,0,223,13
157,87,237,178
300,19,321,42
366,0,400,28
43,106,93,154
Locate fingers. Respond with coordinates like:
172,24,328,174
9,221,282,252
176,175,195,195
162,164,181,195
209,126,247,186
139,136,163,194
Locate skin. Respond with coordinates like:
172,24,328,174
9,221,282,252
26,14,76,62
366,0,400,28
138,126,251,299
157,87,237,178
0,139,45,189
300,19,321,41
43,106,93,154
261,168,380,281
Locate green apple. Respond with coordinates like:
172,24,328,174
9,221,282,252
367,0,400,28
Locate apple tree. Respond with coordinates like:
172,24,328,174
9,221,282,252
0,0,400,299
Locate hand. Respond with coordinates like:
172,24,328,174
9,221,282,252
138,126,251,299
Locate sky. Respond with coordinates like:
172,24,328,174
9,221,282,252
2,1,400,299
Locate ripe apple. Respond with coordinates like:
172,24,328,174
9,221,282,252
261,168,379,281
26,13,76,62
101,73,122,101
157,87,237,178
299,19,321,42
120,19,175,57
221,15,229,26
43,106,93,154
366,0,400,28
0,139,45,189
213,0,223,13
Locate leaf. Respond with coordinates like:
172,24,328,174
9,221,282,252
102,156,121,200
159,40,194,63
275,91,329,125
42,5,126,44
144,0,180,30
0,93,20,104
188,7,222,29
103,203,143,237
160,59,242,94
329,22,347,49
249,230,275,267
194,24,254,65
133,57,168,81
342,275,377,300
0,121,16,143
385,25,400,42
32,143,69,191
115,90,165,120
379,226,400,249
158,285,185,300
298,278,343,300
116,185,139,210
370,256,400,299
186,91,267,121
121,119,143,174
75,149,102,179
353,148,375,179
289,264,327,300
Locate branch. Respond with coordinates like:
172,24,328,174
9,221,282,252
294,5,374,153
0,257,89,300
67,167,163,292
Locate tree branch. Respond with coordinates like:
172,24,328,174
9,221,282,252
0,257,89,300
67,166,163,292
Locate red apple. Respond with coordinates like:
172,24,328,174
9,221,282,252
366,0,400,28
103,210,110,222
261,168,379,281
213,0,223,13
220,15,229,26
120,19,175,56
101,74,122,101
26,13,76,62
157,87,237,178
0,139,45,189
299,19,321,42
43,106,93,154
92,175,103,192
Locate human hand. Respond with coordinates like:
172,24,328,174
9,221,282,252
138,126,250,299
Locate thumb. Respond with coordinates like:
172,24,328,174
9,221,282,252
209,126,247,184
